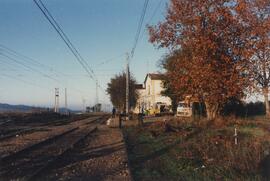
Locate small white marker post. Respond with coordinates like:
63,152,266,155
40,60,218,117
234,127,238,145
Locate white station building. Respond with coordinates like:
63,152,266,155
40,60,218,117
134,73,172,114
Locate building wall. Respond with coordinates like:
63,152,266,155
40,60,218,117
154,80,171,105
134,75,172,113
133,88,145,113
144,76,154,110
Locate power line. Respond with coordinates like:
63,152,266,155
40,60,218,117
130,0,150,58
5,38,122,92
0,53,61,83
0,44,92,95
0,73,45,89
148,0,163,24
0,47,95,101
0,59,21,72
139,0,163,41
124,0,149,116
0,72,90,106
33,0,95,81
0,52,90,96
33,0,107,99
37,0,95,77
96,53,125,66
0,44,64,77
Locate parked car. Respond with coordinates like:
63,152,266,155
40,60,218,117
176,101,192,117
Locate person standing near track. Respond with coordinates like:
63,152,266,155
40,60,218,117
112,107,116,118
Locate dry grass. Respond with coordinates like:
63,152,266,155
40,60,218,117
123,116,270,180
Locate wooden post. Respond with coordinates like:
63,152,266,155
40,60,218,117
234,127,238,145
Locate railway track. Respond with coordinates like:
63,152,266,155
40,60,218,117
0,115,103,143
0,115,108,181
0,128,38,141
1,116,103,160
0,119,12,126
28,126,98,181
0,127,78,161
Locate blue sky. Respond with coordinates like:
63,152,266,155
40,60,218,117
0,0,169,109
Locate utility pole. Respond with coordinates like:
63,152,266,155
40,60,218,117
54,88,59,113
126,53,129,117
82,98,86,113
65,88,68,115
96,80,99,105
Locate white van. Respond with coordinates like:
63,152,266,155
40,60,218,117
176,101,192,117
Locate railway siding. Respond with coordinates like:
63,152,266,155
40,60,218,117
0,115,132,181
0,122,99,180
0,116,100,158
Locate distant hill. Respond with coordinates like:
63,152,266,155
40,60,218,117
0,103,80,113
0,103,47,113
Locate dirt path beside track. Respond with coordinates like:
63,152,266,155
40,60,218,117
42,125,132,181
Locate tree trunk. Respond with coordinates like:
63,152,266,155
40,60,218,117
205,102,219,121
263,87,270,117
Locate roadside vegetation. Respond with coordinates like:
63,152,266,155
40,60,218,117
123,117,270,180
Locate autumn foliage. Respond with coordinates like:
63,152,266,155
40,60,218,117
149,0,269,120
237,0,270,116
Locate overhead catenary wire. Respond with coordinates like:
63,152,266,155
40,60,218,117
139,0,163,41
0,44,63,77
0,58,23,72
0,73,45,89
124,0,150,115
0,52,90,96
96,53,126,66
33,0,107,97
0,60,46,91
0,44,109,94
0,44,117,88
37,0,96,76
0,53,61,83
0,72,90,104
147,0,163,24
130,0,150,58
33,0,95,80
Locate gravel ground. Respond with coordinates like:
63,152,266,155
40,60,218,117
0,116,132,181
0,125,96,181
0,116,99,158
43,124,132,181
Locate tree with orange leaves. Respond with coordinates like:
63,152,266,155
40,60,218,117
237,0,270,117
149,0,251,120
